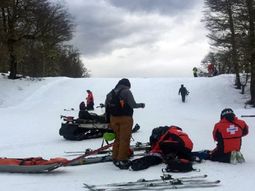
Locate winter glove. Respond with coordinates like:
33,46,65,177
139,103,145,108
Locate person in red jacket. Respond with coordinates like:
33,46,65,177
210,108,249,163
192,108,249,164
130,126,193,171
86,90,94,110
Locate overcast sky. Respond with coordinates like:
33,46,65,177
61,0,209,77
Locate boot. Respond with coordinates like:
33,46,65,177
230,151,237,164
236,151,245,163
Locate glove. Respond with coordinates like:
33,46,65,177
140,103,145,108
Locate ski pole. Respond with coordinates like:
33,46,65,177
66,143,114,166
241,115,255,117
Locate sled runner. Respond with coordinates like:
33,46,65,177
0,157,68,173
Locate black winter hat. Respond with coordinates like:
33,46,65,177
117,78,131,88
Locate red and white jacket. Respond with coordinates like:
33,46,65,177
150,126,193,155
213,117,249,153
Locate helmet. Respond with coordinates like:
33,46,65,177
220,108,235,121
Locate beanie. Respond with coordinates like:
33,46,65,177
117,78,131,88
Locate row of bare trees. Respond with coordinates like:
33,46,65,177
202,0,255,106
0,0,89,79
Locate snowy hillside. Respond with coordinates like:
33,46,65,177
0,75,254,191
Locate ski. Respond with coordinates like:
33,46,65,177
68,155,112,166
66,143,114,166
66,152,147,166
83,175,220,190
96,174,208,187
65,142,150,155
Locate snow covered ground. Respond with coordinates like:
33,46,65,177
0,74,254,191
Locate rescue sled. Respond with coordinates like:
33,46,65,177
0,157,68,173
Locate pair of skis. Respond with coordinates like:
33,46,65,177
65,142,150,166
83,174,220,190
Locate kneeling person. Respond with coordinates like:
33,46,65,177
131,126,193,171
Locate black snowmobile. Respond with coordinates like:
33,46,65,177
59,104,140,141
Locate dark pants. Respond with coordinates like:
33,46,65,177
181,95,186,102
210,149,231,163
159,141,192,160
192,149,231,163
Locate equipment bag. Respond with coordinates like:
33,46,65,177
165,158,194,173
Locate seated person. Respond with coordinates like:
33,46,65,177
192,108,249,164
78,101,105,123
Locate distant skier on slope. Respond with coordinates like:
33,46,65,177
192,108,249,164
178,84,189,103
193,67,198,77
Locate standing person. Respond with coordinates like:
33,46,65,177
105,78,145,169
193,67,198,77
178,84,189,103
86,90,94,110
207,63,215,77
193,108,249,164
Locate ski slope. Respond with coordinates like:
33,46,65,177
0,75,254,191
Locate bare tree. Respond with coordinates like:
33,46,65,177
203,0,242,88
0,0,74,79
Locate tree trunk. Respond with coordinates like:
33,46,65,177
227,0,241,89
246,0,255,105
7,41,17,79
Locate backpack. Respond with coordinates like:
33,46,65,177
107,89,126,116
165,158,194,173
149,126,169,146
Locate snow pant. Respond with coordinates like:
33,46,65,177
181,95,186,102
86,104,94,111
110,116,133,161
131,154,162,171
191,150,210,160
209,149,231,163
159,141,192,161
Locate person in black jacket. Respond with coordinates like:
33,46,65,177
178,84,189,103
105,78,145,169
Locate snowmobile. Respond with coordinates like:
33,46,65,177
59,105,140,141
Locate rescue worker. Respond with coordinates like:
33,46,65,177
130,126,193,171
210,108,249,163
192,108,249,164
105,78,145,169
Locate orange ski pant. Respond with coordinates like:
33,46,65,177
110,116,133,161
